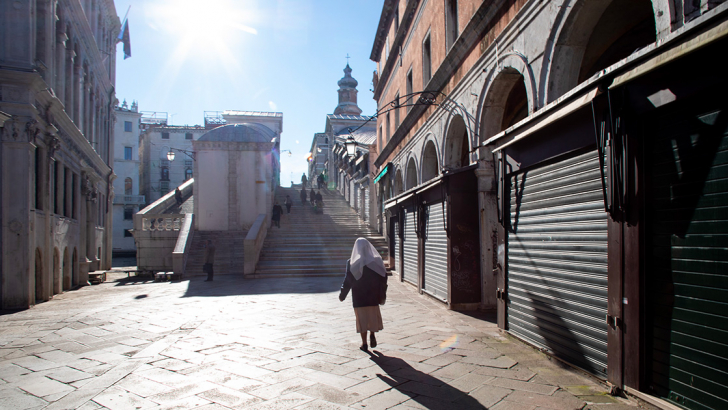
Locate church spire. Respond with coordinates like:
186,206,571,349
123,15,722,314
334,63,362,116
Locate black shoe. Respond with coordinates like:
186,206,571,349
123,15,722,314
370,334,377,348
360,344,368,351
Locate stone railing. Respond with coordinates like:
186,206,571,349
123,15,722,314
172,214,194,277
134,178,194,273
244,213,269,276
140,215,185,231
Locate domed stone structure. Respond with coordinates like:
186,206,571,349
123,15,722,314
334,64,363,116
198,123,275,143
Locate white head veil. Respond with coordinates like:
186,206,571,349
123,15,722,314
349,238,387,280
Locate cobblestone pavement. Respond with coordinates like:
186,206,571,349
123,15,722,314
0,275,657,410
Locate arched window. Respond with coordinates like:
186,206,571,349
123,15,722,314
185,168,193,181
124,177,132,195
161,167,169,181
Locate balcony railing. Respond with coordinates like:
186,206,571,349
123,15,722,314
114,195,146,205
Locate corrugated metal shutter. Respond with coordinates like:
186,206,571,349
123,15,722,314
350,180,356,208
354,183,360,211
646,106,728,410
393,219,400,275
402,206,418,285
507,149,608,376
424,201,447,301
363,186,369,221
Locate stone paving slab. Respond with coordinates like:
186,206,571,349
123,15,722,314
0,275,658,409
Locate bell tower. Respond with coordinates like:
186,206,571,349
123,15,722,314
334,64,363,116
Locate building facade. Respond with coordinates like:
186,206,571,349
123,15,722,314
0,0,120,309
111,100,143,255
369,1,728,408
139,120,207,206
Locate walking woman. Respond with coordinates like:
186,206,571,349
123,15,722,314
339,238,388,351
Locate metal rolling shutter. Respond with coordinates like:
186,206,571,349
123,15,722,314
354,183,360,211
507,149,609,376
350,181,356,208
646,107,728,410
402,207,418,285
393,219,400,275
424,201,447,301
363,187,369,221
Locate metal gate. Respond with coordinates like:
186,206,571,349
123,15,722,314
402,206,418,285
645,104,728,410
424,201,447,301
507,149,609,376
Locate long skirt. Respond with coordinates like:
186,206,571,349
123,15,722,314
354,306,383,333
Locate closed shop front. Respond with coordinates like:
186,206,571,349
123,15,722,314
363,185,369,222
423,200,447,301
402,205,418,286
642,89,728,410
506,149,609,376
392,216,400,276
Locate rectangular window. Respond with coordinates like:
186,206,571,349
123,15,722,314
406,69,413,113
32,148,38,209
160,159,170,167
394,92,400,129
185,132,193,140
124,146,132,160
386,112,391,142
379,125,383,149
394,6,399,33
64,167,69,217
124,206,133,220
124,121,132,132
446,0,459,49
124,229,133,237
423,34,432,87
161,132,170,139
184,159,193,166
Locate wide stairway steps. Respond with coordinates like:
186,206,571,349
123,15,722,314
252,185,387,277
185,231,246,276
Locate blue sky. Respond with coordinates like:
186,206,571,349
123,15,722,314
114,0,382,186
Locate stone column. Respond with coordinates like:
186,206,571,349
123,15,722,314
55,28,67,104
73,63,82,126
1,119,35,309
65,48,75,118
475,160,498,310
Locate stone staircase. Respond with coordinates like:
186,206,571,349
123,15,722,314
253,185,388,277
185,230,247,276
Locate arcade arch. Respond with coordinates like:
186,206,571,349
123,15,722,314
421,140,439,182
546,0,656,103
394,168,404,196
444,115,470,169
480,68,530,144
405,158,418,190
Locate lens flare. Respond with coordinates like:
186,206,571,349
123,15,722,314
440,334,459,352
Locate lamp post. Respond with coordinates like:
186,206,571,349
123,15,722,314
345,135,358,157
167,147,196,162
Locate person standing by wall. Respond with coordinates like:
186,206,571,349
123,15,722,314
203,240,216,282
272,201,283,228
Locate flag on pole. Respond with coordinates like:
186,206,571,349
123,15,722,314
118,6,131,59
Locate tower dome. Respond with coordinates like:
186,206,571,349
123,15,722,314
334,64,362,116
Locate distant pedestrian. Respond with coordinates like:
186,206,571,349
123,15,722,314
300,188,307,205
339,238,388,351
284,195,293,213
203,240,216,282
317,174,324,189
272,201,283,228
301,173,308,188
174,187,182,204
309,188,316,206
315,191,323,205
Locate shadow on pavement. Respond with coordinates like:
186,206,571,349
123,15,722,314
369,351,486,409
182,275,342,298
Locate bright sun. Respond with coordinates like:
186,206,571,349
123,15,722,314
147,0,258,60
